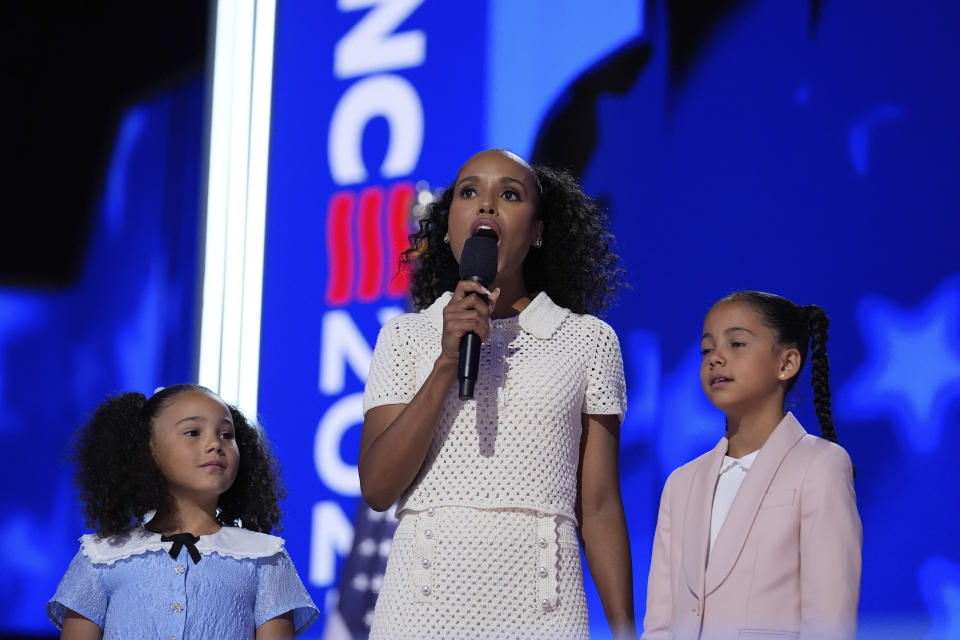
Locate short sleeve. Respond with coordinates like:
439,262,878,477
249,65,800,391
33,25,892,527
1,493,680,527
582,319,627,420
363,316,419,415
47,549,107,630
255,549,319,636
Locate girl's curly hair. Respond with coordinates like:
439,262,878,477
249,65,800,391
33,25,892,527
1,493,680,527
401,163,625,315
72,384,285,537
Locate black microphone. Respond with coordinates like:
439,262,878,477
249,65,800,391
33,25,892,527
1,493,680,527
457,235,498,400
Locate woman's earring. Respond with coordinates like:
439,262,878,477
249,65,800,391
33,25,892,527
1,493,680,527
534,238,542,248
443,233,450,245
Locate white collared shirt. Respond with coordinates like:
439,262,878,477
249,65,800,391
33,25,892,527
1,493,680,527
709,449,760,554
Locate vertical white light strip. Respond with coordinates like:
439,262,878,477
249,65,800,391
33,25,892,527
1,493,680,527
198,1,235,400
238,1,277,414
199,0,276,417
216,2,253,409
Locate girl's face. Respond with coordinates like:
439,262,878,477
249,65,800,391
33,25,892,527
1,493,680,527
700,301,796,414
150,390,240,506
447,150,543,287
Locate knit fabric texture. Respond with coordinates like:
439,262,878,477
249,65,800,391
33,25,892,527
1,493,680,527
369,506,588,640
362,291,626,638
363,291,626,522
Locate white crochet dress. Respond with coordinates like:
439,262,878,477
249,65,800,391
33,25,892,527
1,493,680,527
363,292,626,639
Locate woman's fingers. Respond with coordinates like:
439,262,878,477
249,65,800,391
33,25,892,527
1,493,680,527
487,287,501,315
442,306,490,341
445,284,503,330
440,281,500,362
440,282,507,365
453,279,492,302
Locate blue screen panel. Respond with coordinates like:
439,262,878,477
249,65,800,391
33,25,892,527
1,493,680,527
0,78,204,634
260,2,960,638
9,1,960,637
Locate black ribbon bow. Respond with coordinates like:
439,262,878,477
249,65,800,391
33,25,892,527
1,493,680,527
161,533,202,564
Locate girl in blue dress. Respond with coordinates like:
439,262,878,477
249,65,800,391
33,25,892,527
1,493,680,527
48,384,318,639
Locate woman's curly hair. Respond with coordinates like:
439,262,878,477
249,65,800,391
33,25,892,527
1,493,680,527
72,384,285,537
401,162,625,315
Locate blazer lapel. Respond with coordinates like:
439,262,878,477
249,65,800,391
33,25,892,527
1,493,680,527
704,412,807,595
683,437,728,599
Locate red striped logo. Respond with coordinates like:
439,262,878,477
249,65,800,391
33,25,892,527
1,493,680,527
325,181,414,306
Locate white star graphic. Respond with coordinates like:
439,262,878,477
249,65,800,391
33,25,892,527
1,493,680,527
838,275,960,454
919,556,960,640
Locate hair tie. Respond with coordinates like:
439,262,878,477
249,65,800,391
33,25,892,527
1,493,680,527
139,387,164,419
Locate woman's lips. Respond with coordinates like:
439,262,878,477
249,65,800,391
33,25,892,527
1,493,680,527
470,219,501,243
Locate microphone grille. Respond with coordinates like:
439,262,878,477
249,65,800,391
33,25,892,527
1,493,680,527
458,235,498,285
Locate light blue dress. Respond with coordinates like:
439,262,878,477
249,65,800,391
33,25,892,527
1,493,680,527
48,526,318,639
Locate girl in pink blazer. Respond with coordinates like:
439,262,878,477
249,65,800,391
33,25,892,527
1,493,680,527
642,291,862,640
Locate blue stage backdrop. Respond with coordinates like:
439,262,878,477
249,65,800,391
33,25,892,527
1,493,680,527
2,1,959,637
0,78,204,634
260,1,960,638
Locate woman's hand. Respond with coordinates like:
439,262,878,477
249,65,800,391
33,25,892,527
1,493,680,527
360,282,498,511
438,280,501,367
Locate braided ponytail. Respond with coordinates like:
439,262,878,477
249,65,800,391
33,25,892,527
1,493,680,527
720,291,843,446
802,305,838,444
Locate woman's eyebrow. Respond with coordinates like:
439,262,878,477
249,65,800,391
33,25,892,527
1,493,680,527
500,176,528,195
454,175,529,196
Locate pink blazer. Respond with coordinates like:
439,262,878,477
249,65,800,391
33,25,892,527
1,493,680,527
641,413,861,640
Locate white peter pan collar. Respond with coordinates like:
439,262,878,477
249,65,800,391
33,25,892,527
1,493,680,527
425,290,570,340
80,525,285,565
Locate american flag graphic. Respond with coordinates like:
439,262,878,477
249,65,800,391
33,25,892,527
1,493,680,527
323,503,398,639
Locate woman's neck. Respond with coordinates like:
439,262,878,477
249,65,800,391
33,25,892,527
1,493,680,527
490,274,531,318
724,399,786,458
147,495,222,536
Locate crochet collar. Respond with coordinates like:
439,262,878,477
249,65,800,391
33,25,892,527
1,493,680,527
80,525,284,565
425,291,570,340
